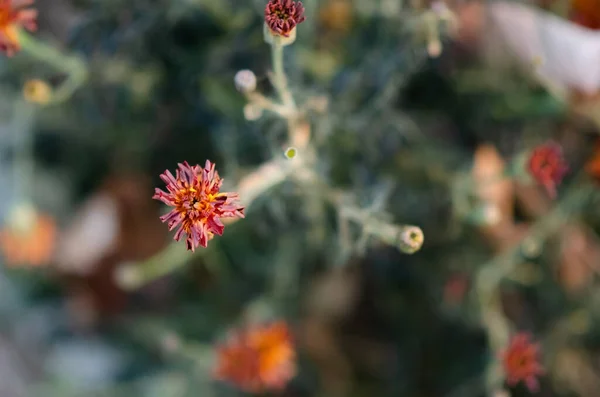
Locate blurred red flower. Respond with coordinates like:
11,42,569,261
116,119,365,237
214,321,296,393
153,160,244,251
501,333,544,392
265,0,306,37
0,0,37,56
527,141,568,198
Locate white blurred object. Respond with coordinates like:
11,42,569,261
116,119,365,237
489,1,600,95
55,194,120,275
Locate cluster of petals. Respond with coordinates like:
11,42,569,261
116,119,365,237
0,0,37,56
527,141,568,198
264,0,306,37
214,321,296,393
153,160,244,251
501,332,545,393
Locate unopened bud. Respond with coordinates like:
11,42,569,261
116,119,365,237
397,226,424,254
114,263,142,290
243,103,263,121
284,147,297,159
234,69,257,93
23,79,52,105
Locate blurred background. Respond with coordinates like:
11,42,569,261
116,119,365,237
2,0,600,396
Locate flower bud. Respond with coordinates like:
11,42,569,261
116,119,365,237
234,69,257,93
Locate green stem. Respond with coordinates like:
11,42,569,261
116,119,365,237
18,30,88,104
270,38,295,109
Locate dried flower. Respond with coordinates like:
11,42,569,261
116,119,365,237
234,69,257,93
501,333,544,393
23,78,51,104
0,0,37,56
153,160,245,251
265,0,306,38
527,141,568,198
214,321,296,393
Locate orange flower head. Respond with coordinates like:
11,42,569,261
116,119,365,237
527,141,568,198
214,321,296,393
265,0,306,37
0,0,37,56
153,160,245,251
0,210,56,268
501,333,544,393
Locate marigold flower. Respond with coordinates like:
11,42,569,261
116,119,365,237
501,333,544,393
153,160,245,251
0,0,37,56
527,141,568,198
265,0,306,37
214,321,296,393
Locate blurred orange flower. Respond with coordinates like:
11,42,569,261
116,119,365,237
501,333,544,392
214,321,296,393
527,141,568,199
0,0,37,56
0,212,56,267
585,139,600,181
153,160,245,251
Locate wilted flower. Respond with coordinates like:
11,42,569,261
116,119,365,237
234,69,257,93
214,321,296,393
527,141,568,198
265,0,306,38
153,160,245,251
501,333,544,392
0,0,37,56
23,78,51,104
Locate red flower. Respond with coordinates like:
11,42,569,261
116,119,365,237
214,321,296,393
153,160,245,251
265,0,306,37
0,0,37,56
501,333,544,393
527,141,568,198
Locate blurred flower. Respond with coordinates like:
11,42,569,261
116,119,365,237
585,139,600,181
0,208,56,267
22,78,51,104
0,0,37,56
214,321,296,393
570,0,600,30
501,333,544,392
527,141,568,198
264,0,306,38
318,0,353,33
443,273,469,305
153,160,245,251
234,69,257,93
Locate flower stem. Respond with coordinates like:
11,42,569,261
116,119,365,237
270,38,295,109
18,30,88,104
